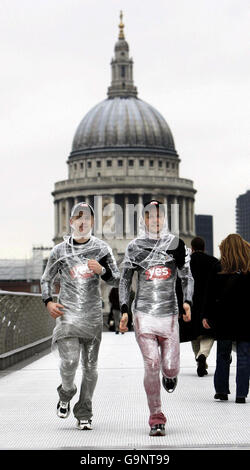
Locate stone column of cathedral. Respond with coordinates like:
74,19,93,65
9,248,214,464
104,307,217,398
54,200,59,241
188,198,193,235
171,196,179,235
65,199,70,234
124,195,130,238
182,197,187,235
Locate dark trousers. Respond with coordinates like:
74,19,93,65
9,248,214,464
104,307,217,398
214,340,250,398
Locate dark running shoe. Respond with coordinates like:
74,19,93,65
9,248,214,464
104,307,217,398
149,424,166,436
214,393,228,401
197,354,208,377
57,400,70,418
162,376,178,393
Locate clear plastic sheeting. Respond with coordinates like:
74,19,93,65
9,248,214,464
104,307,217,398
41,235,120,349
119,214,194,321
133,310,180,338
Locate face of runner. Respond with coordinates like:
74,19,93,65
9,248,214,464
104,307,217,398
70,210,94,238
144,210,165,235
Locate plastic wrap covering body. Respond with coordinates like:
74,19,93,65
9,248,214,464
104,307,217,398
41,236,120,346
119,233,194,336
135,314,180,426
119,228,193,426
56,336,100,420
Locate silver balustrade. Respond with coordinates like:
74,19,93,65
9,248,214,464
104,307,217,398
0,291,55,369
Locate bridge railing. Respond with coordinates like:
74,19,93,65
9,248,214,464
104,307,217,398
0,291,55,369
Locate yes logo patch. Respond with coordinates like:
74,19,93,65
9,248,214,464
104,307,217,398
70,264,94,279
145,265,172,281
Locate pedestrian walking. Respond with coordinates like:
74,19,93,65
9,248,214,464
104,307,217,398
203,233,250,403
108,287,121,334
189,237,220,376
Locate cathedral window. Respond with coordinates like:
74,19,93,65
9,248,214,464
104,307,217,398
121,65,126,77
166,161,169,168
96,161,101,168
87,161,92,168
158,161,163,168
139,160,144,167
128,160,134,167
107,160,112,167
150,160,154,167
118,159,123,166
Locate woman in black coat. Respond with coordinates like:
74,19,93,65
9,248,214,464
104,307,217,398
203,234,250,403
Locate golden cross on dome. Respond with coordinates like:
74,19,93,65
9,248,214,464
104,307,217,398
119,11,125,39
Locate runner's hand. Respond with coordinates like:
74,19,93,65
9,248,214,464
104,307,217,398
119,313,128,333
182,302,191,322
202,318,211,329
46,301,65,319
88,259,102,274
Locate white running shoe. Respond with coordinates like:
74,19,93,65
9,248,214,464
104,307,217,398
149,424,166,436
77,419,92,430
57,401,70,418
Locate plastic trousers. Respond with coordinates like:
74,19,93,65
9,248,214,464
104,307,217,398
57,336,101,420
134,314,180,427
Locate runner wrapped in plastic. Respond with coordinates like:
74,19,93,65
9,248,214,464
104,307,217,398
119,201,194,429
41,204,120,347
119,203,194,335
41,202,120,423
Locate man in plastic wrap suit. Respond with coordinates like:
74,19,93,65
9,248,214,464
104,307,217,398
41,202,120,430
119,200,193,436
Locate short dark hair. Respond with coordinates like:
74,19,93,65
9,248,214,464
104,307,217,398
142,200,165,216
71,202,94,218
191,236,205,251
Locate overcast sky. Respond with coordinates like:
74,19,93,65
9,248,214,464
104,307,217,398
1,0,249,259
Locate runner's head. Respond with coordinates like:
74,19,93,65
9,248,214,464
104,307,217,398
70,202,94,239
142,200,166,235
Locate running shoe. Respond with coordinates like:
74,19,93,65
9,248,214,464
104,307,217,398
162,376,178,393
77,419,92,430
57,401,70,418
149,424,165,436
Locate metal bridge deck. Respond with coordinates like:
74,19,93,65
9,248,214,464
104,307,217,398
0,332,249,450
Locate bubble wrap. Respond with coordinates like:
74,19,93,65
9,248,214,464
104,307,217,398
41,236,120,345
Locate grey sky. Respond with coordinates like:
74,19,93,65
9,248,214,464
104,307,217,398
1,0,249,258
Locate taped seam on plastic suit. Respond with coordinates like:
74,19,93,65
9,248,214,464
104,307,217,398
41,235,120,420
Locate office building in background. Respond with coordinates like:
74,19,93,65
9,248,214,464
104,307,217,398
236,190,250,242
195,214,214,255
